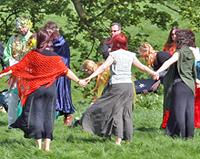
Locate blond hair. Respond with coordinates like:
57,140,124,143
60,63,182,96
139,42,156,67
82,60,97,72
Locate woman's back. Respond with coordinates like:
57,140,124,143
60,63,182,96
109,49,135,84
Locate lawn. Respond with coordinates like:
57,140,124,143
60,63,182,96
1,95,200,159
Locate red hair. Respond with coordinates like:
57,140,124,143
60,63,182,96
111,33,128,51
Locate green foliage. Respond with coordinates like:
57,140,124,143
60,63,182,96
135,88,163,110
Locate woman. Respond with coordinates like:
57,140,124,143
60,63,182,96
189,47,200,128
82,59,110,101
43,21,75,126
81,33,156,145
139,42,171,128
0,29,85,151
155,29,197,138
163,27,178,55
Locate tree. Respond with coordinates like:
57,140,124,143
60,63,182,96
0,0,199,102
0,0,176,60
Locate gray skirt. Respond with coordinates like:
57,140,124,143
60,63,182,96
81,83,133,140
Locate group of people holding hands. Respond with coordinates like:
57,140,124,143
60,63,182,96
0,17,200,151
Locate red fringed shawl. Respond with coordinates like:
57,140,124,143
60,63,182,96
0,50,68,106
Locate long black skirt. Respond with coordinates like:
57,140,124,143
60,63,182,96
81,83,133,140
11,83,56,140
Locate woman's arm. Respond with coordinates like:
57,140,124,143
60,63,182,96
86,55,114,81
66,69,86,87
0,70,12,78
196,79,200,88
156,52,179,74
133,57,156,76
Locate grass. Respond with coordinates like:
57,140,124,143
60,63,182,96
1,97,200,159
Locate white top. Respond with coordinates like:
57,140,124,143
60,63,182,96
109,49,136,84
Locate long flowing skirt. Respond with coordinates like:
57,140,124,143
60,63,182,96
11,83,56,140
195,87,200,128
55,58,75,115
81,83,134,140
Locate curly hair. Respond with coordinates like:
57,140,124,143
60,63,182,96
175,29,196,49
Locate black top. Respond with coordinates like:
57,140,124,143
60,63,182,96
100,38,112,59
153,51,171,71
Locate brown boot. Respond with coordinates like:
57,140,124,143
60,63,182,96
64,114,73,126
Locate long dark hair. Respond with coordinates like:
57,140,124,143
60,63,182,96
43,21,60,40
165,26,178,44
176,29,196,49
36,29,55,52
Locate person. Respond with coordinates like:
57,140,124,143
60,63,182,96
81,33,156,145
163,27,178,55
0,29,85,151
155,29,197,139
3,16,35,128
81,59,110,101
100,22,122,59
189,47,200,128
0,89,8,113
163,27,200,129
43,21,75,126
138,42,171,128
161,27,179,128
0,42,6,70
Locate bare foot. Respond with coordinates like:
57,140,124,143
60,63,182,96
115,137,122,145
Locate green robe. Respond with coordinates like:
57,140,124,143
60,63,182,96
3,30,33,65
163,46,196,108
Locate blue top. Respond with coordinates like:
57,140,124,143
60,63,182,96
196,61,200,80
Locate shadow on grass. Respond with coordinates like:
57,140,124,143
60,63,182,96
135,127,160,132
65,135,110,143
0,138,26,147
0,120,7,126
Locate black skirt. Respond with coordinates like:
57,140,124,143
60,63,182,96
11,82,56,140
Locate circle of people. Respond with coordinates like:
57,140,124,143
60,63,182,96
0,17,200,151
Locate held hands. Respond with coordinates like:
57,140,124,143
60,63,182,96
152,71,160,80
77,78,91,87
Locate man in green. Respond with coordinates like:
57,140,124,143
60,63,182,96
3,16,34,128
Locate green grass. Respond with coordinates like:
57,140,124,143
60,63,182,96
1,97,200,159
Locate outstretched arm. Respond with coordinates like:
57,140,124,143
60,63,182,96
66,69,86,87
133,57,156,76
196,79,200,88
86,55,114,81
156,52,179,74
0,70,12,78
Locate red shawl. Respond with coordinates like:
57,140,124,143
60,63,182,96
0,50,68,106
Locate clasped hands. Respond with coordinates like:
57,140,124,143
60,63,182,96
152,71,160,80
77,77,91,87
